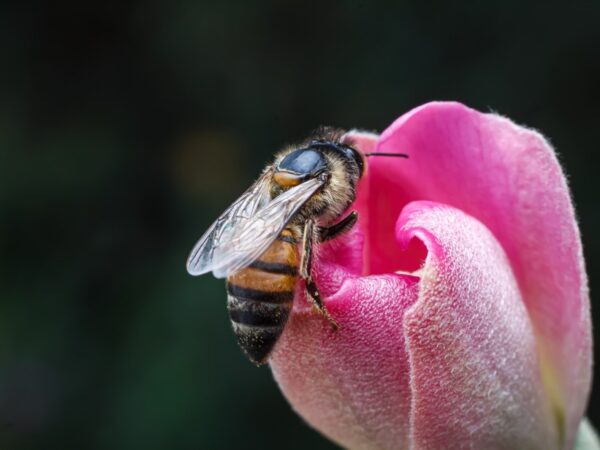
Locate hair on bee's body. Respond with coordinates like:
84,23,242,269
225,228,300,365
186,127,407,365
222,129,364,364
270,130,362,225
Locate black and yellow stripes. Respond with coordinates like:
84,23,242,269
227,296,290,327
248,260,297,275
226,283,294,303
227,294,292,364
227,266,296,294
225,229,299,365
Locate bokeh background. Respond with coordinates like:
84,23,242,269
1,1,599,449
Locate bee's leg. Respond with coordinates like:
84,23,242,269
300,220,339,331
319,211,358,242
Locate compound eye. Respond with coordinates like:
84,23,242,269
277,149,327,176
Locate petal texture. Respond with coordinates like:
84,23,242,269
269,103,590,449
271,202,558,450
272,248,419,449
400,202,556,450
272,211,418,450
365,103,590,448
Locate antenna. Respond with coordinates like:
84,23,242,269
364,152,409,158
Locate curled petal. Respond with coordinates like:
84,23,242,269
400,202,556,450
270,103,590,449
271,202,558,450
365,103,590,447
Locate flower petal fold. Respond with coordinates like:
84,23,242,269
271,271,419,450
364,103,590,448
400,201,557,450
269,103,590,449
271,200,559,450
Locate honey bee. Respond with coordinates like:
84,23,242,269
186,128,407,365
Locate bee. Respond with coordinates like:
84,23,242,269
186,128,407,365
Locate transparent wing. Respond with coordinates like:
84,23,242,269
186,170,272,276
210,177,324,278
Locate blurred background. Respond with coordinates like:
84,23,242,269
1,0,599,449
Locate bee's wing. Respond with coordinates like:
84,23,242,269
186,170,273,276
209,177,324,278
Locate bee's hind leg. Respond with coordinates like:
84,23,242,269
300,219,339,331
319,211,358,242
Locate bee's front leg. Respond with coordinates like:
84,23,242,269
300,219,339,331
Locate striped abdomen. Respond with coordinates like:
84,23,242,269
226,230,298,365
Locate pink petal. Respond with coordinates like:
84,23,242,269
399,202,556,449
271,273,419,450
270,103,590,449
366,103,590,448
271,202,558,449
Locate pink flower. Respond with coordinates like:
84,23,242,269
269,102,592,450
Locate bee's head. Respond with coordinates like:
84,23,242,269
309,140,365,179
270,140,363,223
273,140,363,186
272,131,407,223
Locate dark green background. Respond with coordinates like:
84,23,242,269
1,1,599,449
